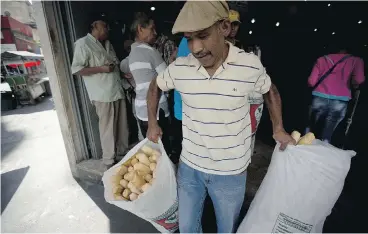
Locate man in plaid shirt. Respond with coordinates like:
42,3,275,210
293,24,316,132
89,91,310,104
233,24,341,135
153,33,177,65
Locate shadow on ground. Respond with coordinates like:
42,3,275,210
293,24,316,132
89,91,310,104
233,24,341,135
323,98,368,233
1,166,30,214
76,179,158,233
1,96,54,117
1,96,55,160
323,150,367,233
1,122,25,159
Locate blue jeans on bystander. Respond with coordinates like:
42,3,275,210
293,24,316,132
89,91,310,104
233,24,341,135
177,161,247,233
308,96,348,143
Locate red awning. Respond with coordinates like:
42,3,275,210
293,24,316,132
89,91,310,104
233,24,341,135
24,61,41,68
7,64,20,68
6,60,41,68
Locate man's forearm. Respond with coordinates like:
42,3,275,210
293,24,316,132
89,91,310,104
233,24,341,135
263,83,284,133
76,66,103,76
147,78,162,125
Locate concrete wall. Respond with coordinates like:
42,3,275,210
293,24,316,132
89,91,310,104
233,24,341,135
33,1,90,177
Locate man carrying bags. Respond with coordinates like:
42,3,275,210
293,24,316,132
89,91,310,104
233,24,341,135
146,1,295,232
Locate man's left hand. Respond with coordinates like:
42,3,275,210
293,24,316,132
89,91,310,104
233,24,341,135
273,129,296,151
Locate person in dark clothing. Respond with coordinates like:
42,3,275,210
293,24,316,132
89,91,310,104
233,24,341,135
227,10,243,49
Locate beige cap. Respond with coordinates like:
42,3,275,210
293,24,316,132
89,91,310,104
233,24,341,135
172,1,230,34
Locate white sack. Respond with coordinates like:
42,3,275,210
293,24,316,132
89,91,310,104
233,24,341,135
102,139,178,233
237,140,355,233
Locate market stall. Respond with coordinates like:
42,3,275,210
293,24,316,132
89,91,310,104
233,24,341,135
1,51,50,105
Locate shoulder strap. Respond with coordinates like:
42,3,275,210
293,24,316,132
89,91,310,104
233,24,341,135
312,55,352,91
324,55,334,65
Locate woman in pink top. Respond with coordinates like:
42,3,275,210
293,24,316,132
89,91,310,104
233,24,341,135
307,46,365,144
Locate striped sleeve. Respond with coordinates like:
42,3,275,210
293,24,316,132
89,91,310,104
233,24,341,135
254,65,272,95
156,62,176,91
151,48,167,74
120,58,130,73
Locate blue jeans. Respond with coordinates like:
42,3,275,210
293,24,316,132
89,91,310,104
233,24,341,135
308,96,348,143
177,162,247,233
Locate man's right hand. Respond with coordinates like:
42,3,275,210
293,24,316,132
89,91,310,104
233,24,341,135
100,65,114,73
124,73,133,79
147,122,163,143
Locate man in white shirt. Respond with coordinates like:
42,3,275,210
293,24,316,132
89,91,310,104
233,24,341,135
71,20,128,170
146,1,295,232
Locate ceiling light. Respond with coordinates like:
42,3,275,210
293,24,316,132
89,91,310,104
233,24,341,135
358,20,362,24
101,13,105,16
150,7,155,11
365,44,367,47
251,18,255,24
249,31,252,35
328,3,331,7
314,28,317,32
332,32,335,35
276,22,280,27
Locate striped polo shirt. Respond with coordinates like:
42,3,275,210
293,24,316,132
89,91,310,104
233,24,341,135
156,42,272,175
129,42,170,121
